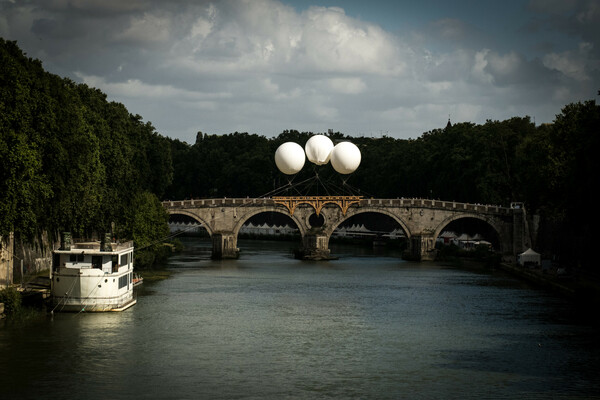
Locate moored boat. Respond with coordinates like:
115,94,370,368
51,233,137,312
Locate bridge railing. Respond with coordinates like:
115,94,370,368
362,198,511,214
162,197,512,214
162,198,273,208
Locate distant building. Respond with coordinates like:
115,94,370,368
436,231,491,250
437,231,457,245
332,224,405,239
168,221,204,234
240,223,298,236
518,248,541,267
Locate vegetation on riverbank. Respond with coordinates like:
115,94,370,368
138,269,174,283
0,286,46,323
435,243,502,268
0,287,21,318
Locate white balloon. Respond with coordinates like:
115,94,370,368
304,135,334,165
275,142,306,175
330,142,361,174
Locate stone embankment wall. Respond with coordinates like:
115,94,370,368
19,232,56,277
1,233,14,288
13,232,57,284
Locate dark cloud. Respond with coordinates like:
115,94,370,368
527,0,600,53
0,0,597,141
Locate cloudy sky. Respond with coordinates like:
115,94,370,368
1,0,598,142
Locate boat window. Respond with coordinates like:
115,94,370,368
69,254,77,262
120,254,128,266
118,275,128,289
111,255,119,273
77,254,84,262
92,256,102,269
52,254,60,270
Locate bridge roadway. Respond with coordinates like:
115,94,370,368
163,197,529,261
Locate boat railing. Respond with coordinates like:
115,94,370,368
65,240,134,251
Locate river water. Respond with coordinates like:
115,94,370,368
1,238,599,399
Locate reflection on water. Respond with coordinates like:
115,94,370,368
1,238,599,400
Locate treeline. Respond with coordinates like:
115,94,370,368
2,38,599,271
0,39,172,266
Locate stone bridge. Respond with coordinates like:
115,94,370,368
162,197,530,262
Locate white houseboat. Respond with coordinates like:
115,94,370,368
51,233,137,312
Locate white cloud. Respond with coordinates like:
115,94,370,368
76,72,232,102
115,12,172,44
487,51,521,77
542,42,593,81
472,49,494,84
167,2,408,78
327,78,367,94
298,6,406,75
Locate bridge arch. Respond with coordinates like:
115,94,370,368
166,209,214,236
327,207,412,239
433,213,504,252
232,206,307,239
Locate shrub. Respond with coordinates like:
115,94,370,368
0,287,22,316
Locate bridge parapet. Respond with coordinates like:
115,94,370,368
164,198,274,208
359,198,511,215
163,198,511,215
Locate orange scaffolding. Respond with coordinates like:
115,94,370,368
272,196,363,216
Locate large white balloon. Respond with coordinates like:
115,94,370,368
330,142,361,174
304,135,334,165
275,142,306,175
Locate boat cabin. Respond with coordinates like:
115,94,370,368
51,233,137,312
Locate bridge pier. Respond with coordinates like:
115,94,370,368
211,232,239,259
295,232,336,261
511,206,530,257
405,234,437,261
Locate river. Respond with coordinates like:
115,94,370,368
1,238,599,399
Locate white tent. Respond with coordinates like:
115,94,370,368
518,248,541,266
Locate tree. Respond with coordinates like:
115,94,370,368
120,191,170,268
544,100,600,270
0,39,51,238
1,39,174,266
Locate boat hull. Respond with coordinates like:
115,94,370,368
52,298,136,312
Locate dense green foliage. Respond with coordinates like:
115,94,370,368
1,39,172,267
165,119,541,204
2,38,599,272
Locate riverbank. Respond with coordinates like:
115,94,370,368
437,253,600,311
496,262,600,309
137,268,173,283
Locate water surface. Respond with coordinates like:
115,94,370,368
1,238,599,399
